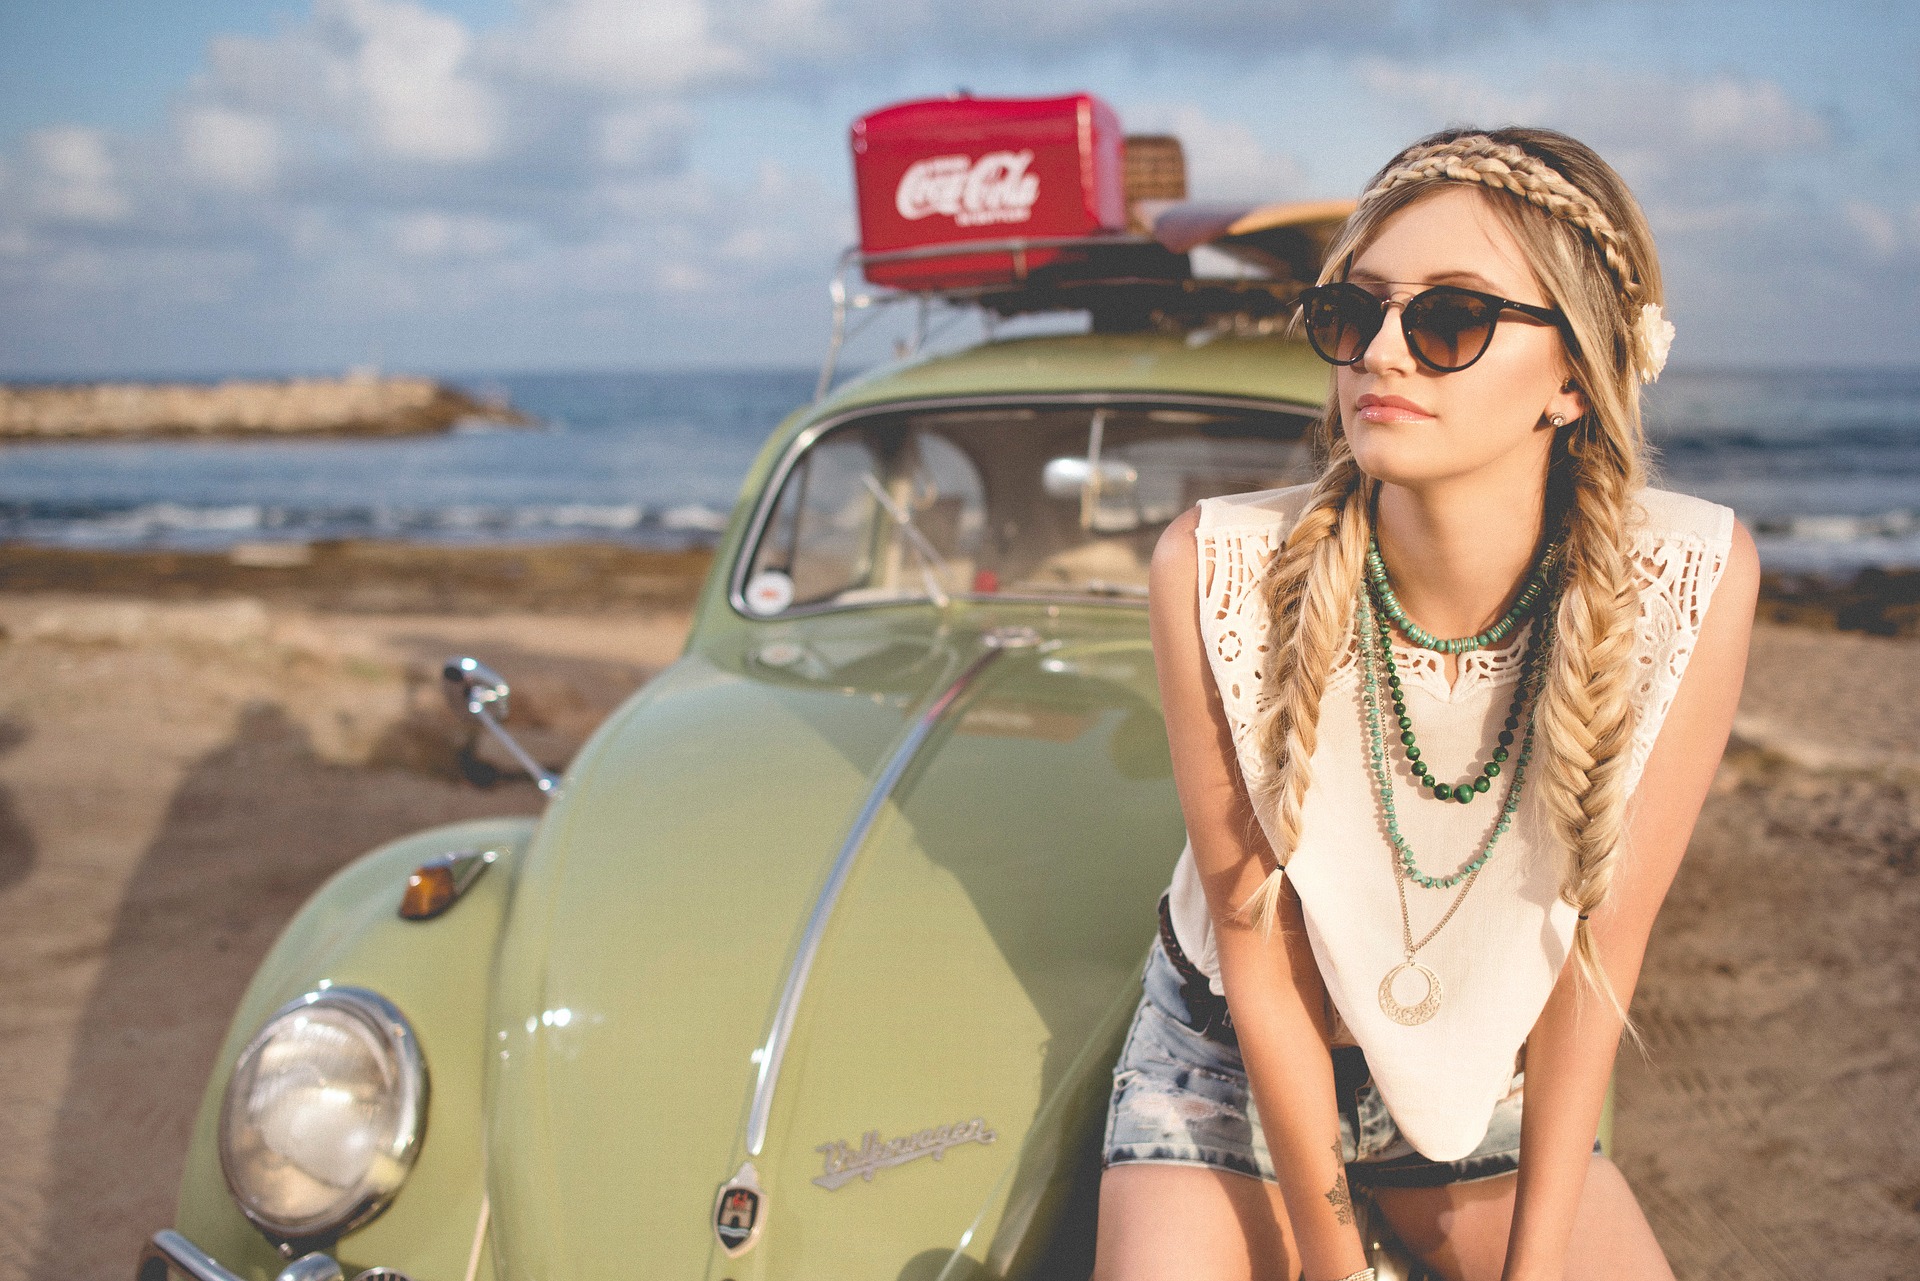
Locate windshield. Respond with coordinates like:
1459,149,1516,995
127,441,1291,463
736,400,1317,615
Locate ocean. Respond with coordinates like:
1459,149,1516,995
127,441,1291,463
2,366,1916,576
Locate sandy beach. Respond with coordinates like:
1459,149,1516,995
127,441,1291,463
0,548,1913,1281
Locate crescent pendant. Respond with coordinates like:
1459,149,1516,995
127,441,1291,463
1378,959,1442,1026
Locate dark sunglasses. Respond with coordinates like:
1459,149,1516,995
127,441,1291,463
1296,281,1570,374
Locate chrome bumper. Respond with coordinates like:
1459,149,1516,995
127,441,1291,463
140,1231,393,1281
138,1232,249,1281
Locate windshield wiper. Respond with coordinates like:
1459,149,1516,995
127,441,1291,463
860,473,953,609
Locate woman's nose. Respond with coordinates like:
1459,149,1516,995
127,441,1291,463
1359,301,1417,374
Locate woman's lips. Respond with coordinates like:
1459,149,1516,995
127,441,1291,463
1354,393,1434,423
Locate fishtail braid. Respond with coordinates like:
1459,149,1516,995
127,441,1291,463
1237,436,1371,935
1530,423,1645,1021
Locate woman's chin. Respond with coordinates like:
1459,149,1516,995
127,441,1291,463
1348,425,1552,492
1348,436,1462,488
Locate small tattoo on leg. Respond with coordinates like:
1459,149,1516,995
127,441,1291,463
1325,1140,1353,1225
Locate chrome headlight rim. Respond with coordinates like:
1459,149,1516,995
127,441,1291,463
218,986,430,1244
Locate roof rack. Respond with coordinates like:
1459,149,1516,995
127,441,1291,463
815,199,1354,401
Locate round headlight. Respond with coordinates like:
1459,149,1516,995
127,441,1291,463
218,987,428,1241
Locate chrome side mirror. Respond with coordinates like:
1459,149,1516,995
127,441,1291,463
444,656,511,719
442,656,559,794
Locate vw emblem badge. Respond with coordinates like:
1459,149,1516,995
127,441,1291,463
713,1161,766,1257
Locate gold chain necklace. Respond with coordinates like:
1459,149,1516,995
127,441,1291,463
1379,857,1483,1026
1357,586,1551,1026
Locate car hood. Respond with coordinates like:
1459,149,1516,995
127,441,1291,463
483,609,1182,1280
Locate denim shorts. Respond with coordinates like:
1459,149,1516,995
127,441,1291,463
1102,936,1545,1189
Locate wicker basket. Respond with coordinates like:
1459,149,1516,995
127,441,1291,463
1123,135,1188,230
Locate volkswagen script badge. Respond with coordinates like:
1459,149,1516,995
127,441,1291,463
712,1161,766,1257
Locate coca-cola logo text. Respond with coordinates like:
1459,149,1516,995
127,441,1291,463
894,151,1039,227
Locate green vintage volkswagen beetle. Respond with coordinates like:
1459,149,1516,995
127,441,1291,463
136,131,1396,1279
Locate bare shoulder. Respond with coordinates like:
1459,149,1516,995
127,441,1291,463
1150,504,1201,594
1148,506,1203,668
1718,518,1761,618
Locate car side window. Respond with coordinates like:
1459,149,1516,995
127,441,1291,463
751,435,883,607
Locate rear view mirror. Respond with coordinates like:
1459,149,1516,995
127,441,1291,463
1042,456,1140,500
1042,456,1143,532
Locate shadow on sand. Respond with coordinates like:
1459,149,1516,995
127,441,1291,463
26,702,539,1281
0,717,37,895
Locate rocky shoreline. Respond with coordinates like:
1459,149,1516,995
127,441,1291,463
0,374,528,441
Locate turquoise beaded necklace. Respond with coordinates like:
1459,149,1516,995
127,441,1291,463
1356,586,1553,890
1367,538,1558,804
1365,537,1559,654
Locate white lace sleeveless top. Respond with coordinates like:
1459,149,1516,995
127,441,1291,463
1164,484,1735,1160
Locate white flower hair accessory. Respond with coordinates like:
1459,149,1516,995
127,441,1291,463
1635,302,1675,383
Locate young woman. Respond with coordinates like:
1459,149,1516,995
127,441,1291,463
1092,127,1759,1281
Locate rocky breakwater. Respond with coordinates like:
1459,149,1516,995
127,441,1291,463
0,373,529,441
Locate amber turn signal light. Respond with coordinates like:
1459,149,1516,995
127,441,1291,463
400,865,457,919
398,848,498,920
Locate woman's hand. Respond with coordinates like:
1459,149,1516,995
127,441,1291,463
1149,505,1371,1279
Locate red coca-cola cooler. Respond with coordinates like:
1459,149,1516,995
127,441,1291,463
851,93,1127,291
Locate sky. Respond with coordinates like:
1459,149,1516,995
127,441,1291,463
1,0,1916,378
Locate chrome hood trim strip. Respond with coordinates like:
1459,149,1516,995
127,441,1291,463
745,626,1043,1156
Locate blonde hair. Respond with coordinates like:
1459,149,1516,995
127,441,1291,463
1238,127,1663,1021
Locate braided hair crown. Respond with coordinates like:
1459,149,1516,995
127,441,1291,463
1353,129,1674,382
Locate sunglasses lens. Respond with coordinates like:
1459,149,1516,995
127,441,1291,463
1404,289,1498,372
1302,286,1381,365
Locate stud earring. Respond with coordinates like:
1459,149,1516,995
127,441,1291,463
1549,414,1566,427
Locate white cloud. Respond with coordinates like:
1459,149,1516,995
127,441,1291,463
25,127,130,224
1355,63,1550,127
598,102,696,169
1841,199,1920,259
177,106,281,192
1844,201,1900,257
496,0,1412,101
202,0,500,164
507,0,754,95
0,0,1899,374
1355,59,1829,162
389,210,519,257
1679,76,1827,153
338,0,498,162
1349,60,1835,238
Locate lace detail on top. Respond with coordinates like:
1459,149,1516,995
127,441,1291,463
1620,515,1731,788
1193,485,1735,810
1198,508,1284,790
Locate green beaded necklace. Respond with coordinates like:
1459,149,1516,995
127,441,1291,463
1356,587,1554,890
1373,603,1536,805
1365,538,1559,655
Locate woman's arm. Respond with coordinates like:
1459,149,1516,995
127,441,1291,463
1501,522,1761,1281
1149,507,1371,1280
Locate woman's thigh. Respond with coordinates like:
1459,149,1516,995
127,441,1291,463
1371,1154,1674,1281
1092,1161,1299,1281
